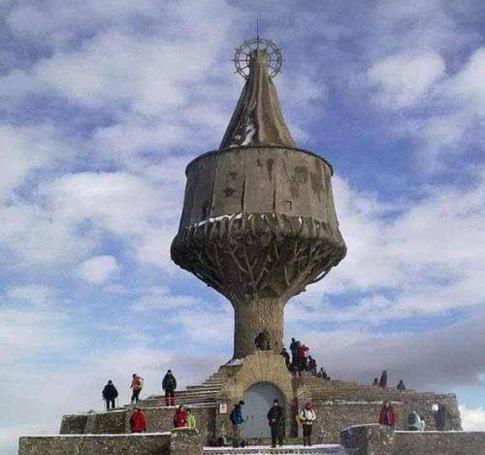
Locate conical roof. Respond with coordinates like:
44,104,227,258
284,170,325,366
220,48,296,149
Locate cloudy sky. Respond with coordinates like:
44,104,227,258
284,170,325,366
0,0,484,452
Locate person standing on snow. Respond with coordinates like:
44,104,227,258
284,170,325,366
102,380,118,410
229,401,245,448
299,402,317,446
267,399,285,448
162,369,177,406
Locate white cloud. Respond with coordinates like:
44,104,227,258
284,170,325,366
76,255,120,284
368,52,445,108
6,285,55,306
460,406,485,431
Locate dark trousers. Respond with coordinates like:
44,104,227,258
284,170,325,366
270,424,284,447
303,424,313,446
165,389,175,406
105,398,115,410
131,388,141,403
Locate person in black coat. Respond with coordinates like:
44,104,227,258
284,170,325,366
162,369,177,406
267,399,285,447
379,370,388,388
102,380,118,410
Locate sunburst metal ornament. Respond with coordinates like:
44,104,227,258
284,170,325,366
232,37,283,80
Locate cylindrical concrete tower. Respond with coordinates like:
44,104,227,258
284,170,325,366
171,40,346,359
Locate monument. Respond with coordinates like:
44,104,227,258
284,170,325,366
171,37,347,359
19,37,480,455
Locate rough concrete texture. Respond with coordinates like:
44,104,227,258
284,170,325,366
341,425,485,455
19,434,171,455
170,429,203,455
340,424,394,455
394,431,485,455
172,146,346,358
220,49,296,149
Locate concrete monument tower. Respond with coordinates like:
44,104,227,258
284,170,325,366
171,38,347,359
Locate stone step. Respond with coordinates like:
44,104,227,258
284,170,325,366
202,444,347,454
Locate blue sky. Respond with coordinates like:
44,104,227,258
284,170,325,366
0,0,484,452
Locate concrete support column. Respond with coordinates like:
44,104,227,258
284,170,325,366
233,298,286,359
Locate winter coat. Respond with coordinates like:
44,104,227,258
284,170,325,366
297,345,309,359
299,408,316,426
130,411,147,432
379,406,397,428
230,405,244,425
102,384,118,400
379,371,388,387
281,350,290,362
174,408,187,428
131,376,143,390
408,412,425,431
163,374,177,391
267,405,285,427
397,381,406,390
187,414,196,429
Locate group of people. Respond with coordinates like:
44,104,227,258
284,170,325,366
282,337,323,377
101,370,178,411
372,370,407,391
378,400,426,431
128,405,197,433
229,399,318,448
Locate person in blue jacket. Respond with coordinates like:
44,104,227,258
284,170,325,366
229,401,245,447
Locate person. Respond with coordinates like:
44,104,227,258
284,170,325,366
379,370,388,388
255,332,264,350
186,408,196,429
296,344,309,376
317,367,330,380
130,373,144,404
262,329,271,350
397,380,406,391
289,338,299,367
130,407,147,433
229,401,245,448
173,405,187,428
372,377,380,386
280,348,291,369
267,399,285,448
162,369,177,406
307,356,317,375
407,411,425,431
379,400,397,429
299,402,317,446
102,380,118,410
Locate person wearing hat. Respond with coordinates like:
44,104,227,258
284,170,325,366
162,369,177,406
267,399,285,448
299,402,317,446
102,380,118,410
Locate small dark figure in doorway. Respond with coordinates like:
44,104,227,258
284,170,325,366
267,399,285,447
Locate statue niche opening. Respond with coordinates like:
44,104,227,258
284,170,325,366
241,382,285,440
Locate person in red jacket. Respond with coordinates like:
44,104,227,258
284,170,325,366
130,407,147,433
379,400,397,429
173,405,187,428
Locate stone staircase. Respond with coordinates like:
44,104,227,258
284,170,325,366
140,369,230,408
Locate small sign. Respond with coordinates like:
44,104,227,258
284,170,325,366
219,403,228,414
